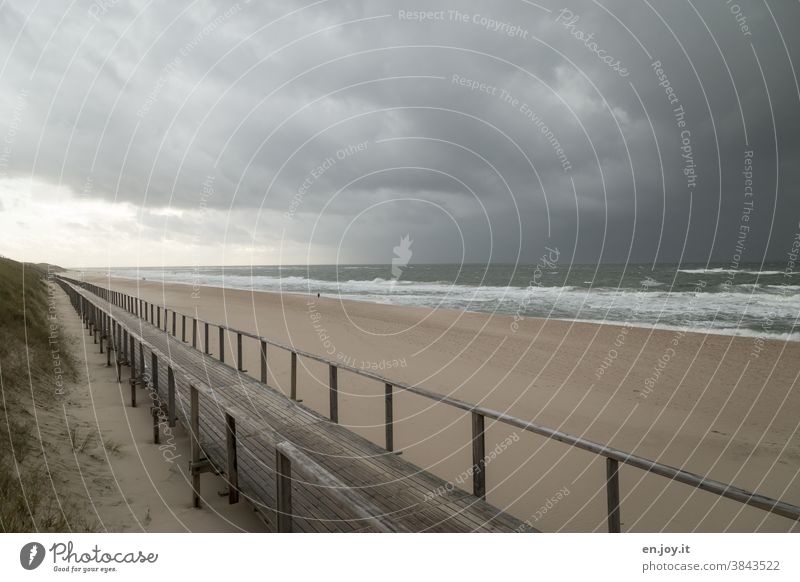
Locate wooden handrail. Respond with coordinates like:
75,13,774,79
56,277,395,532
56,275,800,528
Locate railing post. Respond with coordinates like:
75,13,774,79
157,306,160,329
192,318,197,348
471,412,486,499
204,322,210,354
151,352,159,397
225,413,239,505
139,342,144,375
237,333,243,371
172,310,176,336
219,327,225,363
150,303,153,324
106,318,112,367
329,364,338,423
260,340,267,383
167,366,176,428
606,458,621,533
385,383,394,452
129,337,137,408
115,324,122,381
290,352,297,400
276,449,293,532
190,384,201,508
182,314,186,342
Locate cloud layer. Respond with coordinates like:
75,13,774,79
0,0,798,267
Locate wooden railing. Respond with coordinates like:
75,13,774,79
56,277,399,532
57,275,800,532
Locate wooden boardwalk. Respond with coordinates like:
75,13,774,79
58,278,528,532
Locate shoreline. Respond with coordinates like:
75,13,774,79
67,271,799,344
70,273,800,532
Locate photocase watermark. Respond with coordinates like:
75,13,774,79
511,246,560,332
721,149,755,291
141,370,181,464
336,353,407,372
651,59,698,193
307,299,406,371
422,432,520,502
286,141,369,219
20,542,46,570
398,10,529,38
0,88,29,181
451,74,572,172
750,222,800,358
46,541,157,573
516,486,570,531
308,299,336,356
189,174,215,300
725,0,753,37
87,0,121,22
555,8,628,77
46,267,65,395
137,3,250,118
390,234,413,282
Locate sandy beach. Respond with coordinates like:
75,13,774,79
41,282,265,532
71,273,800,532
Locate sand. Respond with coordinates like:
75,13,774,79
71,273,800,532
40,282,265,532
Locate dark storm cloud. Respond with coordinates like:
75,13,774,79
0,0,798,265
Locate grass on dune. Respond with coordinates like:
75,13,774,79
0,256,92,532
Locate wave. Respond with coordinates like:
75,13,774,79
101,268,799,340
678,268,796,276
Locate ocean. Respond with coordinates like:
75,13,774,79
87,263,800,341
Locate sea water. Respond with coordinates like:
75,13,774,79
85,263,800,341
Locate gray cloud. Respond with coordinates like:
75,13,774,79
0,0,798,266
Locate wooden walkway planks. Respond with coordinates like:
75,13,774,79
64,281,528,533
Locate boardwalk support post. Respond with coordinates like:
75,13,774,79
471,412,486,499
290,352,297,401
276,449,292,532
606,458,621,533
385,383,394,452
260,340,267,383
106,319,112,367
168,366,176,428
129,337,137,408
225,413,239,505
190,384,201,508
329,364,338,423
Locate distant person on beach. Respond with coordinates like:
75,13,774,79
317,292,320,298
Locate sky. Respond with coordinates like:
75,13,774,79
0,0,798,268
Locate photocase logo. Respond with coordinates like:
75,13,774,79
391,234,413,282
20,542,46,570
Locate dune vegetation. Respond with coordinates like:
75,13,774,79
0,257,89,531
